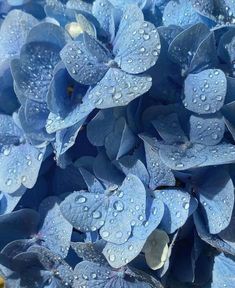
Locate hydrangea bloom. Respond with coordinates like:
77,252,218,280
0,0,235,287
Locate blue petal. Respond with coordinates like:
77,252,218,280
159,142,235,170
100,174,146,244
92,0,115,41
133,199,165,240
0,10,38,65
79,168,105,194
87,109,116,146
189,114,225,145
24,99,48,130
71,240,107,264
38,196,73,258
87,68,152,108
168,23,210,71
163,0,202,27
46,97,93,134
60,34,111,85
103,236,146,268
0,209,39,250
11,41,60,103
114,20,161,74
105,117,136,160
154,189,198,233
60,190,107,232
115,155,150,186
26,22,70,48
93,152,124,186
194,211,235,256
0,187,26,215
152,113,188,144
197,167,234,234
144,141,175,190
0,144,45,193
54,119,84,157
183,69,226,114
211,253,235,288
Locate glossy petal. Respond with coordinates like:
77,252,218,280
163,0,202,27
144,141,175,190
0,10,38,65
197,168,234,234
154,189,198,233
114,21,160,74
189,114,225,145
11,42,60,103
0,144,45,193
60,190,107,232
38,196,73,258
152,113,188,144
60,34,110,85
92,0,115,41
100,175,146,244
183,69,227,114
87,68,152,109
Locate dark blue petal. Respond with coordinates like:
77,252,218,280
71,241,107,264
79,168,105,194
154,189,198,233
152,113,188,144
105,117,136,160
0,209,39,250
168,23,210,71
183,69,226,114
115,155,150,185
144,141,175,190
189,114,225,145
197,167,234,234
54,120,84,157
87,109,116,146
0,187,26,215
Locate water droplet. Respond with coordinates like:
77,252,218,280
112,92,122,100
38,152,43,161
113,200,124,212
75,195,87,203
92,211,101,219
102,231,110,238
21,176,27,183
183,202,189,210
109,254,116,262
3,147,11,156
176,211,181,218
6,179,12,186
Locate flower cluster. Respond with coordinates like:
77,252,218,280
0,0,235,287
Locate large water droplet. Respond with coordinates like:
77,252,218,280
75,195,87,203
113,200,124,212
